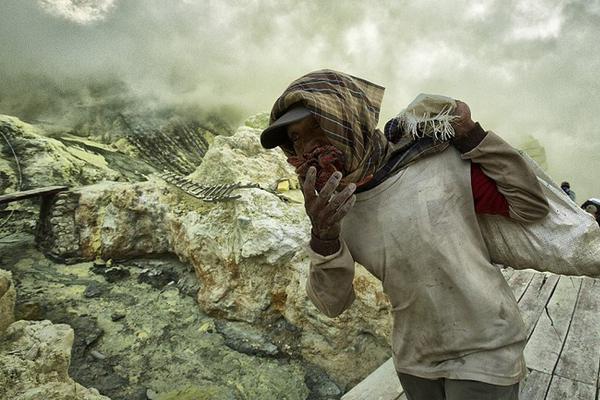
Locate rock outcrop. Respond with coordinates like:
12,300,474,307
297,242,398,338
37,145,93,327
0,320,111,400
0,115,122,192
0,269,16,333
36,116,393,388
2,238,313,400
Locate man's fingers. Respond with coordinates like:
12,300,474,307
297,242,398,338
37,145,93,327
327,194,356,224
302,167,317,203
323,183,356,215
314,171,342,208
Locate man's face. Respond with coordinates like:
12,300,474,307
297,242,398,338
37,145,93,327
285,116,347,191
286,115,330,156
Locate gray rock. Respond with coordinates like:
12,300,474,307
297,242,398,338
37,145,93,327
0,320,110,399
138,268,178,290
0,269,15,333
84,282,105,298
215,320,280,357
91,265,131,283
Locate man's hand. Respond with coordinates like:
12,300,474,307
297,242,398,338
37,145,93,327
302,166,356,254
452,100,477,139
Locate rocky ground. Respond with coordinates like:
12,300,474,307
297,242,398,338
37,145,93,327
0,111,393,399
0,233,340,400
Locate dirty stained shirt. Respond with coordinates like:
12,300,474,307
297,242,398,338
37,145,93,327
305,131,549,386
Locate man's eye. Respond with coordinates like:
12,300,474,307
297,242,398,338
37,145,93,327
289,133,299,142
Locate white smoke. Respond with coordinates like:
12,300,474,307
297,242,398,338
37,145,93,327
38,0,117,24
1,0,600,200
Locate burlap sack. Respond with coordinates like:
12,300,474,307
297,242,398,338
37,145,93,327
478,153,600,277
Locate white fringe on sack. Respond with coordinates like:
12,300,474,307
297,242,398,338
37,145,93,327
396,106,459,141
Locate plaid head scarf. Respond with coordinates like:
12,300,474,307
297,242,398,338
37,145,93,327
269,69,458,189
270,69,394,187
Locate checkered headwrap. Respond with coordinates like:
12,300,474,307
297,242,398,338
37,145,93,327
270,69,394,186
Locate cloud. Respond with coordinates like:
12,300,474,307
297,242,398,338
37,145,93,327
38,0,117,24
1,0,600,199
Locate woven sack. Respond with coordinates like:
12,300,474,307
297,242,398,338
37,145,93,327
478,153,600,277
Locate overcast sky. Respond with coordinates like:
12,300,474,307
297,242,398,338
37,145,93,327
1,0,599,200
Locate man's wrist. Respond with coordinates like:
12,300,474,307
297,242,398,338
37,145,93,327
310,230,341,256
452,122,487,153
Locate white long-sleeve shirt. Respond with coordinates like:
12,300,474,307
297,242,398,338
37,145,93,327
305,132,549,385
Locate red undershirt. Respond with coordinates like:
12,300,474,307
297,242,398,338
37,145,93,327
471,163,510,217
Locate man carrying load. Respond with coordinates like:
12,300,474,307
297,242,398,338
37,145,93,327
261,69,549,400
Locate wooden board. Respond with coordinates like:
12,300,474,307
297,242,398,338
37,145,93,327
517,273,560,338
554,278,600,385
523,276,582,373
341,273,600,399
0,186,68,205
500,266,515,281
545,375,596,400
519,370,552,400
507,269,535,302
341,358,404,400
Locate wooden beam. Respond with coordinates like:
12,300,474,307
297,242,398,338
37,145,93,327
507,269,536,302
523,276,582,373
518,273,559,338
545,375,596,400
554,278,600,385
519,370,552,400
0,186,68,205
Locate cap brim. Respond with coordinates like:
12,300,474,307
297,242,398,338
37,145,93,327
260,107,312,149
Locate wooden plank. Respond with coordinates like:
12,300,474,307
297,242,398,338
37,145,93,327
523,276,582,373
341,358,404,400
517,273,560,338
0,186,68,205
545,375,596,400
519,370,552,400
554,278,600,385
500,266,514,282
506,269,535,302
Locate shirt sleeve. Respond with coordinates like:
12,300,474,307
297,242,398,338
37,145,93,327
471,163,510,217
305,239,356,318
461,131,550,223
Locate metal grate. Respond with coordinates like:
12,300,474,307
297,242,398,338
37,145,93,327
159,171,295,203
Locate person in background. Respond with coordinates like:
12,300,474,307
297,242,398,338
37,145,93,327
561,181,576,202
584,204,597,216
582,201,600,226
260,70,549,400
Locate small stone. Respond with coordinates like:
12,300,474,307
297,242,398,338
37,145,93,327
276,179,290,192
237,216,251,227
84,282,104,298
138,268,178,289
103,266,130,283
214,320,280,357
91,263,130,283
93,258,107,267
111,313,126,322
146,389,159,400
90,350,107,360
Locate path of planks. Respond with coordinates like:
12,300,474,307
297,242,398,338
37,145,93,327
342,268,600,400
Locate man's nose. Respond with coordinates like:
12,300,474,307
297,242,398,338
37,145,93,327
302,137,326,155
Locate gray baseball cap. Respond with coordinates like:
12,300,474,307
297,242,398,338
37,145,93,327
260,106,312,149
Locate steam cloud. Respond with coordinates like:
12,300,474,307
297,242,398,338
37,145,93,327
1,0,599,200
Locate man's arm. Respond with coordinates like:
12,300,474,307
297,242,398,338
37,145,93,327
305,239,356,318
299,167,358,317
452,110,549,222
